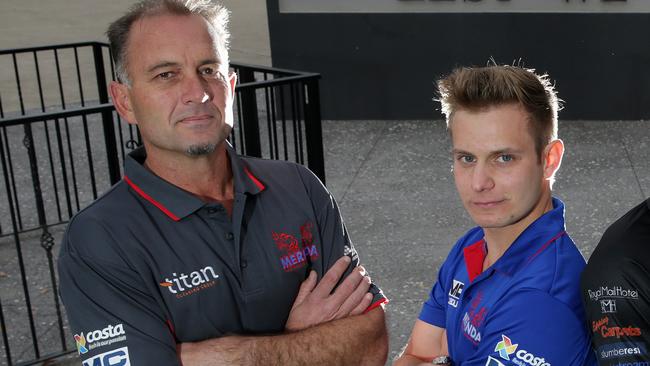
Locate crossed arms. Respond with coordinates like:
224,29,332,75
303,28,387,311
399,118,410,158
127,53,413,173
179,256,388,365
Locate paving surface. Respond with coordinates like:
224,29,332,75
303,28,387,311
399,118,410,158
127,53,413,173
1,1,649,366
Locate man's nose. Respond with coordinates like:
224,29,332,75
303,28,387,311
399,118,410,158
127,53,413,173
471,163,495,192
181,74,213,104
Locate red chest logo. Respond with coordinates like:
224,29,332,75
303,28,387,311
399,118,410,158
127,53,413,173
273,221,320,272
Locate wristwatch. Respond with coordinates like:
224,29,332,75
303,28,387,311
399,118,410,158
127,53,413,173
431,356,451,365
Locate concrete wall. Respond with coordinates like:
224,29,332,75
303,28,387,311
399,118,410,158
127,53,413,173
267,0,650,120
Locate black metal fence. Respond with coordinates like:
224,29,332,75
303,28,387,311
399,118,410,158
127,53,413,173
0,42,323,366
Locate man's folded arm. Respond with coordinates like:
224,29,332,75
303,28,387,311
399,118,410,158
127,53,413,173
179,306,387,366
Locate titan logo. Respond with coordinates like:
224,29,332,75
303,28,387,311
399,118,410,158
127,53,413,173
159,266,219,294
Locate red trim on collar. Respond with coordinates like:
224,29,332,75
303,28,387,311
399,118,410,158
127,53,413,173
244,166,265,191
463,239,487,283
124,175,180,222
526,230,566,264
364,297,389,314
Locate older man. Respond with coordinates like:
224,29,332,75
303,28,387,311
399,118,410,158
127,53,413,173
57,1,387,365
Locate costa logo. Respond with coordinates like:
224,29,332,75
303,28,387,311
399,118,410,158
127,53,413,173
515,350,550,366
76,323,125,344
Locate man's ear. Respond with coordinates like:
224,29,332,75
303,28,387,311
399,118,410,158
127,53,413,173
543,139,564,181
109,81,137,125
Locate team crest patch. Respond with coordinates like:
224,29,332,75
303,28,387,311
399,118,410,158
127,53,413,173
273,221,320,271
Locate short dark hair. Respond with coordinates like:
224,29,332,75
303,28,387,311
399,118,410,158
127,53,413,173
437,64,561,158
106,0,230,85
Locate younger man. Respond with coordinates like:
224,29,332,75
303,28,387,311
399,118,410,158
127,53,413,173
395,64,596,365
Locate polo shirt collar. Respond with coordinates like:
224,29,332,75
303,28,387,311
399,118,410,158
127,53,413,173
492,197,567,275
464,197,567,281
122,144,265,221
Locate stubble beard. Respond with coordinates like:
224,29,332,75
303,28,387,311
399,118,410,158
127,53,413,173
185,143,217,156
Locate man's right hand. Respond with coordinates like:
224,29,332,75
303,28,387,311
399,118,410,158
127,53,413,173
285,256,373,331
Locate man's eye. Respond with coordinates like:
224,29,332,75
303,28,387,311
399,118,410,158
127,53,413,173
458,155,475,164
200,67,215,75
157,71,174,80
496,154,513,163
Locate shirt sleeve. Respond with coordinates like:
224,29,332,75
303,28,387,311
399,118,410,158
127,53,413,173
58,215,179,366
418,269,449,328
298,166,388,311
459,289,596,366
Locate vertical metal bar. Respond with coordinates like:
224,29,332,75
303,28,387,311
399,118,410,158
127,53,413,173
44,237,67,352
81,113,97,200
74,47,86,107
290,83,300,162
279,85,289,160
303,78,326,183
0,297,12,366
54,118,73,218
43,121,63,221
2,127,24,230
18,123,43,359
296,83,305,164
36,51,64,221
270,86,279,159
12,53,26,115
93,44,120,184
238,68,261,157
0,131,14,366
63,117,81,211
0,94,3,235
33,51,46,113
264,85,274,159
235,94,244,153
54,49,67,109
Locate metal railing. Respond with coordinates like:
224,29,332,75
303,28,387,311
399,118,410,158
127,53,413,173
0,42,324,366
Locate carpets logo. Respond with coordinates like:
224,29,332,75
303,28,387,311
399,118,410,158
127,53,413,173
74,324,126,354
448,279,464,308
75,333,89,354
495,335,551,366
82,346,130,366
592,316,642,339
588,286,638,302
159,266,219,299
274,221,320,272
601,299,617,314
495,335,518,360
485,356,506,366
598,342,646,360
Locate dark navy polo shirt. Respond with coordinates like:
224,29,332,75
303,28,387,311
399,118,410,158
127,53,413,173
419,198,597,366
58,146,387,366
581,198,650,365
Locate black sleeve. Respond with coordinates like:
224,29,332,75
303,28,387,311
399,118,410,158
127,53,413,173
297,166,388,310
58,215,179,365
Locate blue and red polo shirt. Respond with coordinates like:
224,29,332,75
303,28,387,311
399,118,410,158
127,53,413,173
419,198,597,365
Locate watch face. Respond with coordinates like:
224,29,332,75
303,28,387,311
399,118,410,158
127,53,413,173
432,356,451,364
